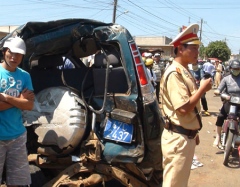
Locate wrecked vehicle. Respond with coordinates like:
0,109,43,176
0,19,164,187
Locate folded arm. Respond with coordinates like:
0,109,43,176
0,89,35,111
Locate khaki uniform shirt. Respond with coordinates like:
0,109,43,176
160,60,201,130
215,63,222,80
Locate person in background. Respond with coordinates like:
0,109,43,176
160,59,166,75
213,59,240,149
203,59,215,79
214,60,223,88
211,61,216,83
0,37,34,187
191,61,211,116
152,53,162,103
59,57,75,69
145,58,157,89
160,23,212,187
221,61,226,77
191,154,203,170
188,62,206,170
165,57,174,70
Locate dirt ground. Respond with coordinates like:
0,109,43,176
188,88,240,187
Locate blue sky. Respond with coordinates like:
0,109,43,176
1,0,240,54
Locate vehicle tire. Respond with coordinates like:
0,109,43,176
223,129,234,166
29,165,47,187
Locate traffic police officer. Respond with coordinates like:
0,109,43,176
160,24,212,187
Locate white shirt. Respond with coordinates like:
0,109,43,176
203,62,215,76
146,67,157,86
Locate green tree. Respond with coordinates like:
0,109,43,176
205,40,231,62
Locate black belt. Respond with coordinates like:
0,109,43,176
164,122,198,139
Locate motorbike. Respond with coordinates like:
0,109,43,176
220,93,240,166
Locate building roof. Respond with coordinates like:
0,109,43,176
134,36,172,46
0,25,19,39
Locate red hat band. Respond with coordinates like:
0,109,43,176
173,33,198,48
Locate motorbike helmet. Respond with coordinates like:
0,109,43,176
142,57,146,63
3,37,26,55
229,60,240,76
230,60,240,69
145,58,153,66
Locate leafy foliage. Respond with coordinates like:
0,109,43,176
205,41,231,62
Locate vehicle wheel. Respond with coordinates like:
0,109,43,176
29,165,47,187
223,130,234,166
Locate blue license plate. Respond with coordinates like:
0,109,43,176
103,118,133,143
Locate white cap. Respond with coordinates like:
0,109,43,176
142,52,153,58
3,37,26,55
154,53,161,57
170,23,201,48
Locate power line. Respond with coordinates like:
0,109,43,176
162,0,200,21
2,0,239,53
126,0,179,27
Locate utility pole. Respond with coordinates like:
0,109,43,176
199,18,203,42
112,0,118,23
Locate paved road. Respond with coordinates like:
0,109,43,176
188,88,240,187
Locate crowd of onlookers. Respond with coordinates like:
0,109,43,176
141,52,174,103
141,51,230,105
